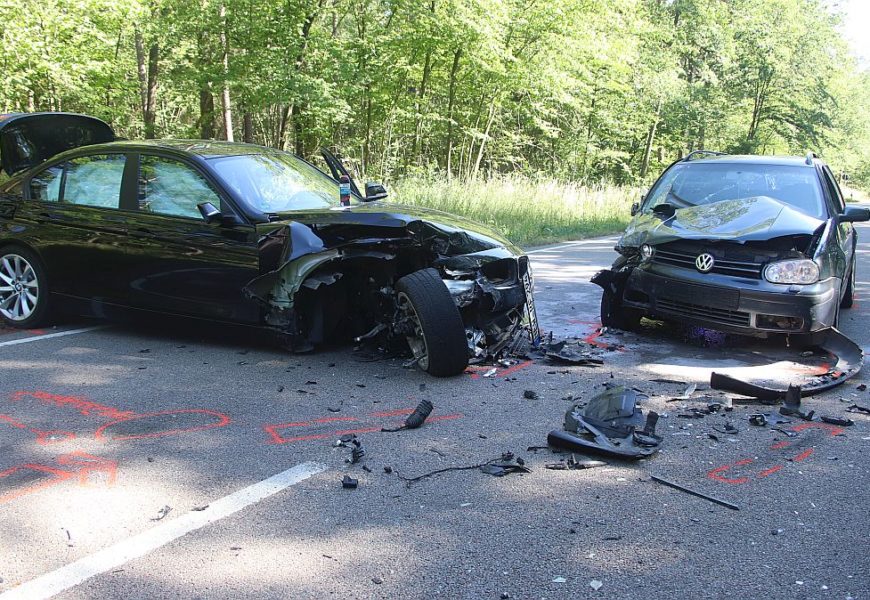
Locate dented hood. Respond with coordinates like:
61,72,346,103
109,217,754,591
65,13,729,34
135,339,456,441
272,201,522,255
619,196,825,248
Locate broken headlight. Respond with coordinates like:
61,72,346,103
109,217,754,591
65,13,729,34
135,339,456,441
764,259,819,284
640,244,654,261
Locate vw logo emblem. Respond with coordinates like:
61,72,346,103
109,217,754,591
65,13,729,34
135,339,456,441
695,253,715,273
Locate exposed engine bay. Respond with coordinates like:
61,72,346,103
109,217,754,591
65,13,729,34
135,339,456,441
243,217,540,376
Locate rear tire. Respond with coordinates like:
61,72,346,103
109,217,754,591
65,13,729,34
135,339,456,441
841,258,855,309
0,246,51,329
600,288,642,331
395,268,469,377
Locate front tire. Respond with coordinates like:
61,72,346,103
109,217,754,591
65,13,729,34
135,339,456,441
0,246,51,328
600,288,642,331
395,268,469,377
841,258,856,309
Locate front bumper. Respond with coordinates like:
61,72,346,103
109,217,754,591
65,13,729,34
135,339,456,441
622,263,840,335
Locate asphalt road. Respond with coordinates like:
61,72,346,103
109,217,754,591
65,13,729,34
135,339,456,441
1,223,869,600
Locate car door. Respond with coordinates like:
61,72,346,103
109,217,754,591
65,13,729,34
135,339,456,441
820,165,853,284
123,153,260,323
23,152,133,303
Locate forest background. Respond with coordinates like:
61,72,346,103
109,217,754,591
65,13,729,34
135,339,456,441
2,0,868,244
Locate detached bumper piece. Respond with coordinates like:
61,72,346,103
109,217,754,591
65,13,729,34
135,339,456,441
710,328,863,400
547,387,662,459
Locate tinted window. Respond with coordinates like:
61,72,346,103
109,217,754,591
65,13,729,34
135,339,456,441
209,152,342,213
645,163,825,218
822,166,845,213
139,156,221,219
62,154,126,208
30,165,63,202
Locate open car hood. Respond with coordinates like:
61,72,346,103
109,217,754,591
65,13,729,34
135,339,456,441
619,196,826,248
0,112,115,176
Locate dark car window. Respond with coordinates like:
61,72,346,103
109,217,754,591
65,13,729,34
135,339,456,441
645,163,825,218
61,155,126,208
821,166,846,213
139,156,221,219
208,152,343,213
30,165,63,202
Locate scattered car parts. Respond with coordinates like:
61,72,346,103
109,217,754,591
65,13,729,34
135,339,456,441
547,387,662,459
710,328,863,399
650,474,739,511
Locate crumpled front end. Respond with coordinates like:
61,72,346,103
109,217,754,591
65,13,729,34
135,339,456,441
243,216,539,361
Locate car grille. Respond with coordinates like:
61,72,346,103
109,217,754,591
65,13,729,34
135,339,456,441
652,247,763,279
656,298,751,328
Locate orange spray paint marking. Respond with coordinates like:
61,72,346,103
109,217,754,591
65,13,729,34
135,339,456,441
94,409,231,441
10,390,135,420
0,414,76,445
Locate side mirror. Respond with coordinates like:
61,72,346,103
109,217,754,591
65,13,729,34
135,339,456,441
630,202,640,216
198,202,222,223
840,206,870,223
364,182,388,202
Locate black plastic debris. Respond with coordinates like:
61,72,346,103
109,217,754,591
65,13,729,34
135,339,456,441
547,386,662,459
712,422,739,435
382,399,434,432
523,390,539,400
342,475,358,489
150,505,172,521
749,413,791,427
820,416,854,427
545,454,606,470
710,328,863,399
543,339,605,366
779,385,815,421
846,403,870,415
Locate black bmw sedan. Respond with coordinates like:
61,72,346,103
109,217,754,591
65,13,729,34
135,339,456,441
594,151,870,337
0,112,538,376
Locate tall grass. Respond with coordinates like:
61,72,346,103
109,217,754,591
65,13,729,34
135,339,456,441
391,175,639,248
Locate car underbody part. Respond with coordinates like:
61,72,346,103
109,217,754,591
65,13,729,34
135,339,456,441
649,474,739,511
547,387,662,459
710,328,863,399
243,220,537,376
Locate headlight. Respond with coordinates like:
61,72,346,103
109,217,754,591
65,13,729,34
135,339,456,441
764,259,819,284
640,244,655,261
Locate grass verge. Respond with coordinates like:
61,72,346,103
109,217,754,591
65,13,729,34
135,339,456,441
391,176,638,248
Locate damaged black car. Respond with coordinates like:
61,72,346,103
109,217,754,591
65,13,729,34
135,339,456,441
0,112,539,376
594,151,869,337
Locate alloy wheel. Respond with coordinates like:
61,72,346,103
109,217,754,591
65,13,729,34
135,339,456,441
397,291,429,370
0,254,40,322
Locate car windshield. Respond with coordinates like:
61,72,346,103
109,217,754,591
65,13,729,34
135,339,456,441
644,163,825,218
209,152,349,212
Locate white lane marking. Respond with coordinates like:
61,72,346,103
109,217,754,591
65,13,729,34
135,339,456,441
0,326,107,348
0,461,327,600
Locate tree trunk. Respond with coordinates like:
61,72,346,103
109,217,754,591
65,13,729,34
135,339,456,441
219,3,234,142
471,97,497,180
243,111,254,143
144,42,159,139
445,48,462,177
134,29,148,117
640,98,662,178
199,88,215,139
293,103,304,156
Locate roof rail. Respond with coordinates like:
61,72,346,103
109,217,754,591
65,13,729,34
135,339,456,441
681,150,727,162
805,151,818,166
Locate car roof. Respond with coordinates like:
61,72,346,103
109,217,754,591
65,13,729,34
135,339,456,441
682,154,818,167
81,139,278,158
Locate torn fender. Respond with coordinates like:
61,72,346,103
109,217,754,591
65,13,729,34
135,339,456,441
710,328,863,400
